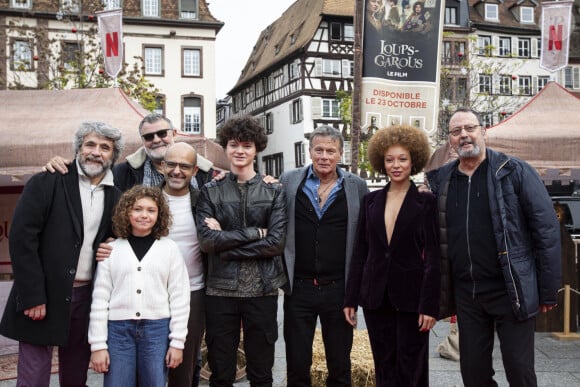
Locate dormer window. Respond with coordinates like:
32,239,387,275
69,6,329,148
10,0,32,9
485,4,499,22
520,7,534,23
180,0,198,20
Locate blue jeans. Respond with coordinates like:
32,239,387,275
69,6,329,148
105,318,170,387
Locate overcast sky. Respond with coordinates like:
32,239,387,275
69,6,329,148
208,0,296,99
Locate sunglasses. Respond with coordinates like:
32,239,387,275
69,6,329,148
141,128,172,142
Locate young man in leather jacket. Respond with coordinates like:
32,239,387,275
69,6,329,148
196,115,287,387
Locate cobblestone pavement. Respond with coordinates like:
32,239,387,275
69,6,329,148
1,288,579,386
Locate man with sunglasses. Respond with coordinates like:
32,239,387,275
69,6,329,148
427,107,561,387
114,113,215,192
44,113,216,193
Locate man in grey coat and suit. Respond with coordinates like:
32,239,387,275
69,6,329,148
0,122,123,387
280,125,368,386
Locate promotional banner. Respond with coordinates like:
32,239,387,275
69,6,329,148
540,0,573,72
97,9,124,78
361,0,444,136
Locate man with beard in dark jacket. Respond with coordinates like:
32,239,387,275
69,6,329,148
0,122,123,386
427,107,561,387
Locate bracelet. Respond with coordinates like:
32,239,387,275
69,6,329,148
257,228,263,239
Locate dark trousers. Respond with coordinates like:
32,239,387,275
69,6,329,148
17,285,92,387
284,279,352,387
455,288,537,387
205,295,278,387
363,301,429,387
168,288,205,387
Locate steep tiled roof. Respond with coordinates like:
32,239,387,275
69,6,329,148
231,0,354,93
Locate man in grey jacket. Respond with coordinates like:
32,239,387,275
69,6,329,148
427,107,561,387
280,125,368,386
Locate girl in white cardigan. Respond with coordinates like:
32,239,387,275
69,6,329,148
89,185,190,387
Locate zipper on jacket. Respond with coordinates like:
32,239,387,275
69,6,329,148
466,175,476,299
496,159,521,310
241,183,248,227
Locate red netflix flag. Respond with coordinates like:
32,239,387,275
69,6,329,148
97,9,123,78
540,1,573,72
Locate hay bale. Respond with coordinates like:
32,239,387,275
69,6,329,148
310,328,375,386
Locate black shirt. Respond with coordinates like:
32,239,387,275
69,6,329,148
446,159,504,294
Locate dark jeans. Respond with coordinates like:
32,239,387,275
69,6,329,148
455,288,537,387
16,285,92,387
284,279,352,387
363,301,429,387
205,295,278,387
168,289,205,387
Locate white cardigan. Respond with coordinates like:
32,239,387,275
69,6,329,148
89,237,190,351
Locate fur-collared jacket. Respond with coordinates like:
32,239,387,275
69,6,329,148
113,146,215,192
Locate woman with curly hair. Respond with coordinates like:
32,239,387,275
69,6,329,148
402,1,432,33
344,124,440,386
89,185,190,387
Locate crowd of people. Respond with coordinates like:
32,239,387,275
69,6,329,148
0,108,561,387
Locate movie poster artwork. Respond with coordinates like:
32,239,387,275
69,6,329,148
361,0,444,136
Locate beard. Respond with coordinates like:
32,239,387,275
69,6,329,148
457,141,482,159
144,144,167,161
79,156,111,178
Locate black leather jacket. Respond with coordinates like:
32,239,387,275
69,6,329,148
195,173,288,292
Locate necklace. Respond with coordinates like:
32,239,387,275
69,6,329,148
318,181,335,203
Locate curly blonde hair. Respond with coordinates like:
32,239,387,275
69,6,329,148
112,185,172,239
367,124,431,176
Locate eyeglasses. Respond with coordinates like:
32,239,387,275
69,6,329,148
141,129,172,142
163,160,195,172
449,124,480,137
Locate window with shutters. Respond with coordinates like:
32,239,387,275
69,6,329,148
322,59,341,77
518,38,530,58
537,76,549,92
295,142,305,167
322,99,340,118
518,76,532,95
499,75,511,95
498,37,511,57
479,74,492,93
291,99,303,123
478,36,492,56
263,153,284,178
